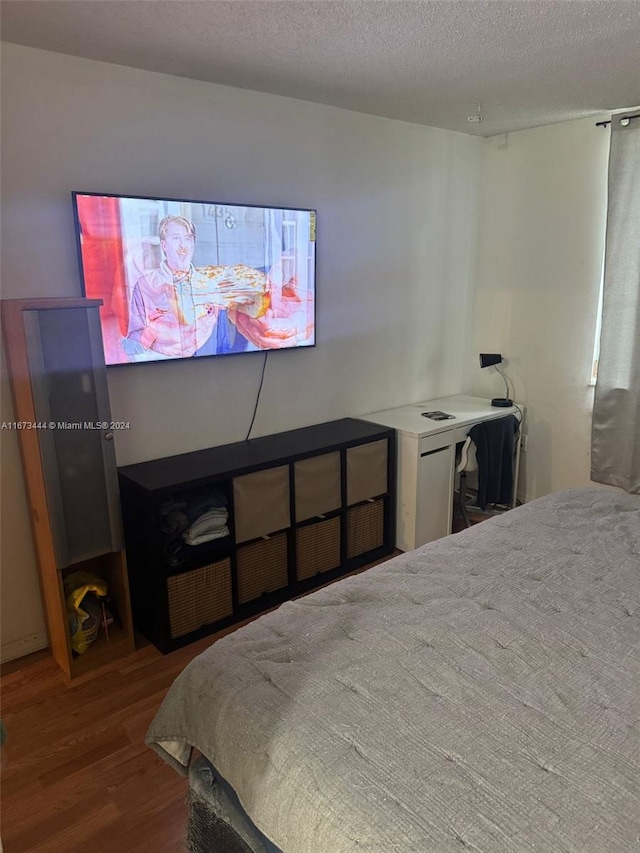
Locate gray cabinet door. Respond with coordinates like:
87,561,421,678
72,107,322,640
23,305,123,567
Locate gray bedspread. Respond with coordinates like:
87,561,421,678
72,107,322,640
147,488,640,852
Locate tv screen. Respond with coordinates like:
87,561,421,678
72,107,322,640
72,192,316,366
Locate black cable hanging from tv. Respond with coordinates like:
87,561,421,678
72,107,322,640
245,352,269,440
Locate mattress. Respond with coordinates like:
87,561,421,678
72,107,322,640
147,488,640,852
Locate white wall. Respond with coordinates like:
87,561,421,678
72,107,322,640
0,45,483,658
472,117,610,501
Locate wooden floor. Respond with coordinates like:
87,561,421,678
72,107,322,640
1,634,211,853
0,508,488,853
1,551,412,853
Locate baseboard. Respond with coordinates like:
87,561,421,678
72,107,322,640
1,632,48,664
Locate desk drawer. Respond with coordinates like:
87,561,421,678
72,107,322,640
419,433,453,456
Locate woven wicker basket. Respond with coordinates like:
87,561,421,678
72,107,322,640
236,532,288,604
167,559,233,639
296,516,341,580
347,499,384,558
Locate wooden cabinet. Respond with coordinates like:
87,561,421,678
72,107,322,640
119,418,396,653
2,298,134,678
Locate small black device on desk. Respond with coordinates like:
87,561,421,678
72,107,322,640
421,411,455,420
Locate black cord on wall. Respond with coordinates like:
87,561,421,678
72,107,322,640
245,352,268,440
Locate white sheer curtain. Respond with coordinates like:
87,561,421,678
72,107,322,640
591,112,640,494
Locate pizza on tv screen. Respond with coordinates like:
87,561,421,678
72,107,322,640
73,193,317,365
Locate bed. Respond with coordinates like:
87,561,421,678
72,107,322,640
147,488,640,852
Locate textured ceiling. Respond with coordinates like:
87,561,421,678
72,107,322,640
2,0,639,137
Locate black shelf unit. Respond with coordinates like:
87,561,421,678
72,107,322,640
119,418,396,653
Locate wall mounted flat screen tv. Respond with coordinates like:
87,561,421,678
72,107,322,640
72,192,316,366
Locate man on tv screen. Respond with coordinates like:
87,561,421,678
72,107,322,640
74,194,316,364
121,215,308,360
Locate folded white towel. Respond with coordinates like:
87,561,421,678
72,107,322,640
183,507,229,545
184,526,230,546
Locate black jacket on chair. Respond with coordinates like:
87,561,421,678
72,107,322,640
469,415,519,510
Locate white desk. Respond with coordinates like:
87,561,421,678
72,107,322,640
362,395,521,551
